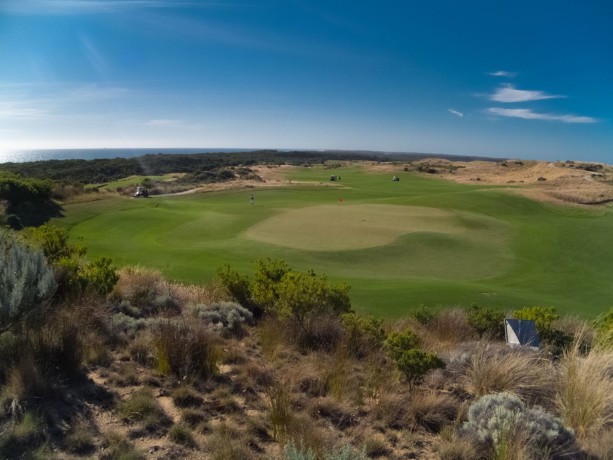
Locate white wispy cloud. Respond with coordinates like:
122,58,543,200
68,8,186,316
0,83,131,121
145,119,183,127
487,70,517,78
487,108,597,124
80,37,110,78
489,84,564,103
2,0,220,15
448,108,464,118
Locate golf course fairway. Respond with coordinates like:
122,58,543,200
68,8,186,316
55,166,613,318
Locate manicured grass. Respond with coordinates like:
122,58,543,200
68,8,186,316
54,166,613,318
92,173,181,191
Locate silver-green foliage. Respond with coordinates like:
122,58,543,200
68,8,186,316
461,392,578,458
0,231,56,334
187,301,253,336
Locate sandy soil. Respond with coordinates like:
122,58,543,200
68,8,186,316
366,158,613,206
149,159,613,207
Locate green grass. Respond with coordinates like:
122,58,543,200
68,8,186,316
92,173,180,191
54,165,613,317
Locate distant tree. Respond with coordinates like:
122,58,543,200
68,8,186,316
0,230,57,335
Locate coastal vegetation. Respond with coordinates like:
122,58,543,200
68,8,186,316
2,152,613,458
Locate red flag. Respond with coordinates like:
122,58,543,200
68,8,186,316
339,197,343,204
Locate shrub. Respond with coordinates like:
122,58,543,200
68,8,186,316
593,307,613,349
384,330,421,360
111,312,147,337
283,441,368,460
410,305,436,325
385,330,444,385
394,349,445,386
251,258,291,311
0,230,57,335
341,312,386,358
151,320,220,380
513,306,575,355
466,304,505,339
217,264,258,315
461,392,578,459
187,301,253,337
80,256,119,296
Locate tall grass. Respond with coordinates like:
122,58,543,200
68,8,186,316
151,319,220,381
556,343,613,442
460,343,555,406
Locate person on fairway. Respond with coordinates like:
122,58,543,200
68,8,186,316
250,193,254,206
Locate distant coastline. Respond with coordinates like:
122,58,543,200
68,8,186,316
0,148,254,164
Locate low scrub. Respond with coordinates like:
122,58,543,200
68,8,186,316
186,301,254,337
152,319,220,381
460,392,578,459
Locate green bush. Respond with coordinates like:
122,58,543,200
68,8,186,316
513,306,558,335
594,307,613,349
410,305,436,325
275,271,351,327
466,304,505,339
513,306,573,354
217,264,259,316
21,224,118,299
385,331,444,385
384,331,421,360
251,258,291,311
394,349,445,386
341,312,386,358
0,230,56,335
80,256,119,296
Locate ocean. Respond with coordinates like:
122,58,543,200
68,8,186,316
0,148,254,164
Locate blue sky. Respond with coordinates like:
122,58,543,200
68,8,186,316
1,0,611,162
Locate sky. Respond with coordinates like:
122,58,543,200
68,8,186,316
0,0,612,162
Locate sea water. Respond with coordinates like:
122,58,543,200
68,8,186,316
0,148,253,164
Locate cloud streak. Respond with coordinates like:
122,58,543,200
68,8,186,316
488,70,517,78
487,107,597,124
2,0,222,15
448,108,464,118
489,85,564,103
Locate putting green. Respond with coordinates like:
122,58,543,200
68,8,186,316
246,204,490,251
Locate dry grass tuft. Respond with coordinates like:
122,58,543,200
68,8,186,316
459,343,555,406
152,319,221,380
556,344,613,442
409,391,460,432
417,308,477,352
